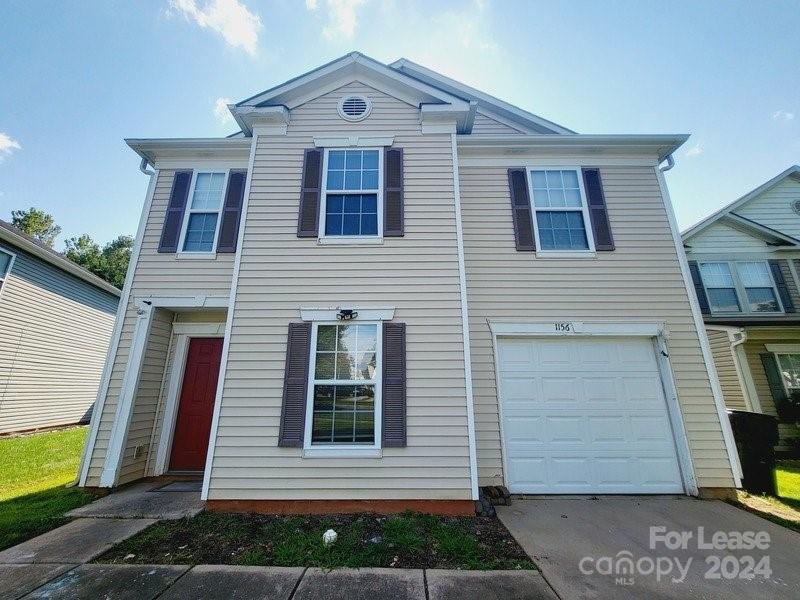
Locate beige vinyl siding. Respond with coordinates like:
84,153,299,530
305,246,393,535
740,327,800,452
117,308,173,484
84,169,235,485
459,163,736,489
210,82,471,500
0,246,118,434
471,112,525,135
736,177,800,240
706,328,747,411
687,221,772,254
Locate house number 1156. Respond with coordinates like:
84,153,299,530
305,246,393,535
554,322,572,333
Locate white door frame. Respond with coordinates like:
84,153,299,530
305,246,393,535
153,322,226,476
99,295,229,487
489,320,699,496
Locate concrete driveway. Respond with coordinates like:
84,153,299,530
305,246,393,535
498,496,800,599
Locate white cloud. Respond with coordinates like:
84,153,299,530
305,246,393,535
214,97,233,124
305,0,368,40
773,109,795,122
0,133,21,162
169,0,262,55
685,143,703,157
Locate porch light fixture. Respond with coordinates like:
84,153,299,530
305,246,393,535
336,309,358,321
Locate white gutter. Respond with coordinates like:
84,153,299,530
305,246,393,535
660,153,675,172
655,166,743,488
450,133,480,501
77,166,158,485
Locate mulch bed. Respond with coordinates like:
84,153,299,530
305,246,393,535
95,511,534,570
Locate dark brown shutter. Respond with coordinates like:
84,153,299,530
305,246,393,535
297,149,322,237
158,170,192,253
688,260,711,315
278,322,312,447
384,147,404,237
216,170,247,253
768,259,795,313
507,168,535,251
382,321,407,447
581,168,615,251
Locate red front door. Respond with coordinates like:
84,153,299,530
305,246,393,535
169,337,223,471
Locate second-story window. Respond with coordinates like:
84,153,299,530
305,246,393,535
529,169,594,252
180,171,228,252
321,149,382,238
699,260,782,314
0,248,14,293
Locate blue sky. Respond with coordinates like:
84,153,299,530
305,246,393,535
1,0,798,247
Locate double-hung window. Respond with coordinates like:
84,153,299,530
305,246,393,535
699,260,782,313
321,149,382,238
776,353,800,392
529,169,594,252
179,171,228,253
0,248,14,294
305,322,381,448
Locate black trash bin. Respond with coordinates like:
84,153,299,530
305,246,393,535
727,410,779,495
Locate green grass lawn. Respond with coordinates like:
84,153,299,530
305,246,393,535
0,426,96,550
734,460,800,533
96,511,535,570
776,460,800,503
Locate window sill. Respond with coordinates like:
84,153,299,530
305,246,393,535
317,237,384,246
175,252,218,260
302,448,382,459
535,251,597,259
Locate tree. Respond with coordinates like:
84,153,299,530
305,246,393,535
65,234,133,289
11,207,62,247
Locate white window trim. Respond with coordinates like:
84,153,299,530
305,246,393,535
302,321,383,456
525,166,596,255
770,350,800,396
699,260,784,315
177,169,230,255
152,325,225,476
0,245,17,299
318,147,383,242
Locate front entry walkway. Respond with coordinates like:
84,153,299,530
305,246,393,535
498,496,800,599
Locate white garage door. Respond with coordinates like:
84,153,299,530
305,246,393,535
498,336,684,494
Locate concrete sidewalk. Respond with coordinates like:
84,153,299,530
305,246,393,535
1,564,557,599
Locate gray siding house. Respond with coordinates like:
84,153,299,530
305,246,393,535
683,165,800,454
78,53,741,512
0,221,120,434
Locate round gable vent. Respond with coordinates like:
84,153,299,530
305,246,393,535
338,95,371,121
792,199,800,216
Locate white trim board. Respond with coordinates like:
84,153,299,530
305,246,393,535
78,168,159,487
201,132,260,500
655,166,743,488
451,133,479,501
299,306,395,321
153,325,225,476
489,320,665,337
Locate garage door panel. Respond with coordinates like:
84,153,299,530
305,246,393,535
498,336,684,494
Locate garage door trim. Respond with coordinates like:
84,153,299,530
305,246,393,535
489,320,698,495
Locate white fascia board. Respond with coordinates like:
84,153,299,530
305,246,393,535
721,213,800,247
391,57,575,134
230,106,290,137
0,226,121,296
682,165,800,241
457,134,689,162
126,138,252,168
235,52,469,112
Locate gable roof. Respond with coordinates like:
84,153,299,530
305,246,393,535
390,58,574,134
0,220,121,296
682,165,800,241
229,51,573,137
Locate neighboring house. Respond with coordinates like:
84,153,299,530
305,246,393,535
0,220,120,434
683,165,800,455
78,52,741,511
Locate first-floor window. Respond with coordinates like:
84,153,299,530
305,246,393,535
529,169,592,251
180,171,227,252
0,248,13,293
776,353,800,391
309,322,379,446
